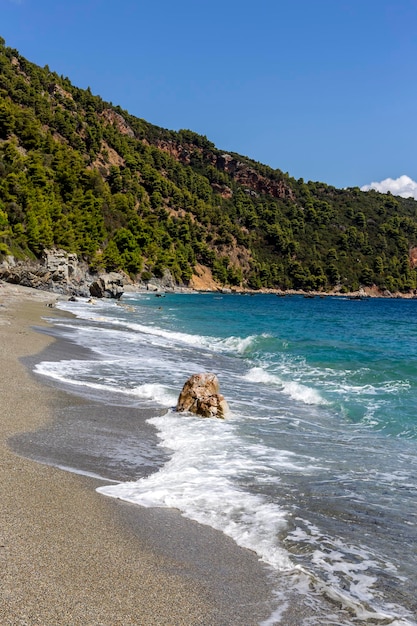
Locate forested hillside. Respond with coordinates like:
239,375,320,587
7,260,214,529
1,36,417,293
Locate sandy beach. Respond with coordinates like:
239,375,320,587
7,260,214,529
0,282,277,626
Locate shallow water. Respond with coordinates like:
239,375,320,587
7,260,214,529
31,293,417,624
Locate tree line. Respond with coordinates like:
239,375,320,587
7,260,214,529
1,36,417,293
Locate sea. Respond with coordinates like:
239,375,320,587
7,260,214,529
33,291,417,624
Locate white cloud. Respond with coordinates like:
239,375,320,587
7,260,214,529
361,175,417,200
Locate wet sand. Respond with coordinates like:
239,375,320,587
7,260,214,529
0,282,278,625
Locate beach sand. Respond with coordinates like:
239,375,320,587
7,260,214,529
0,282,278,625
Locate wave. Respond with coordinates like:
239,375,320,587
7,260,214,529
117,320,264,358
56,299,272,359
215,333,260,354
34,359,177,407
243,367,327,406
96,409,415,625
130,383,177,407
53,301,416,441
97,410,295,571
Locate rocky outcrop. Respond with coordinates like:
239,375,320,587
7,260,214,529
89,272,125,299
92,140,125,175
214,153,295,200
410,246,417,269
0,249,91,296
153,139,295,201
176,373,229,419
0,249,128,298
101,109,135,138
0,263,51,290
48,83,74,101
42,248,81,283
145,268,177,292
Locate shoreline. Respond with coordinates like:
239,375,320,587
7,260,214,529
0,282,280,625
128,281,417,300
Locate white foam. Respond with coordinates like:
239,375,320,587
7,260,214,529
336,380,411,396
34,359,177,407
57,298,260,357
217,334,258,354
97,410,415,624
244,367,326,405
131,383,177,407
244,366,279,385
286,520,416,625
35,358,100,382
98,411,294,571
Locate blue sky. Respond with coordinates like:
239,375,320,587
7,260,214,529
2,0,417,192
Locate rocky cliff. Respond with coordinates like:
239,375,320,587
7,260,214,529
153,139,295,201
0,249,126,298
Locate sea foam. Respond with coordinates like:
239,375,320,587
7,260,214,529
244,366,326,405
98,410,294,571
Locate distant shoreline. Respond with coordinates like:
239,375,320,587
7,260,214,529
134,281,417,300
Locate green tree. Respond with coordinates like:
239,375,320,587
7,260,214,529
102,240,122,271
0,102,15,138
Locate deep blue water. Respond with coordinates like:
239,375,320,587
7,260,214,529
37,293,417,625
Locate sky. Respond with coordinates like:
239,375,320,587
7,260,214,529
1,0,417,195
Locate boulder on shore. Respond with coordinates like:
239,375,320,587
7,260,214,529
0,249,92,296
176,373,229,419
89,272,125,299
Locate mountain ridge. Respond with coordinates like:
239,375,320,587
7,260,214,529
1,36,417,294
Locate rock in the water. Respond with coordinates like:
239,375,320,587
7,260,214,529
89,272,125,299
176,373,229,419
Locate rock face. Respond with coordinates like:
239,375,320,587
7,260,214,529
42,248,80,283
176,373,229,419
146,268,177,292
0,248,91,296
154,139,295,201
101,109,135,138
89,272,125,299
0,249,126,299
214,153,295,200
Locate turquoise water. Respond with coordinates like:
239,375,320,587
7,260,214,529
39,293,417,624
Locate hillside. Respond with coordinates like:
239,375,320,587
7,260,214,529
1,36,417,294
